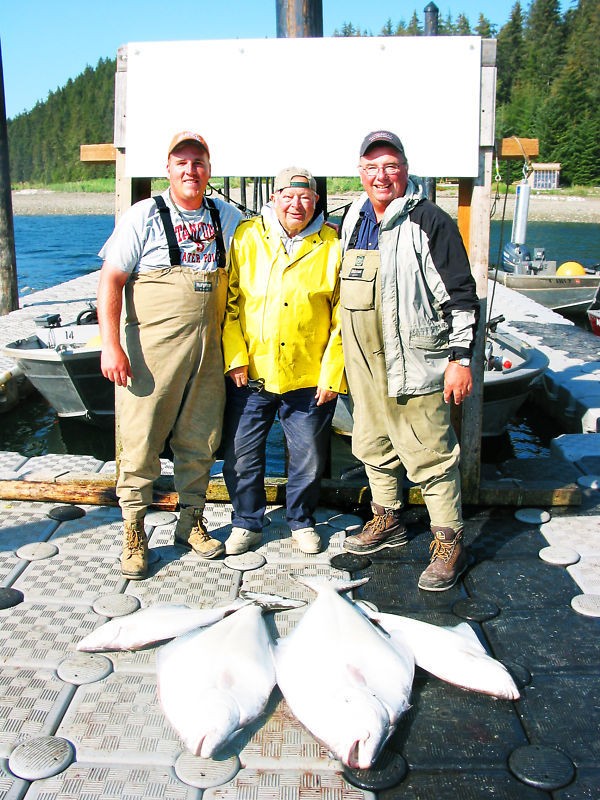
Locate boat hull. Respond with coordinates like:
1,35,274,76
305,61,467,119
2,325,114,427
587,286,600,337
491,269,600,316
332,330,549,439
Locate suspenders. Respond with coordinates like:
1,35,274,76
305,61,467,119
153,195,226,269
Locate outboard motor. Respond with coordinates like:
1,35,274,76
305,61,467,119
502,242,532,274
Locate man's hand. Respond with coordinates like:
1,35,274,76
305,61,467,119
97,262,132,387
315,387,338,406
101,344,132,387
443,361,473,405
227,365,248,387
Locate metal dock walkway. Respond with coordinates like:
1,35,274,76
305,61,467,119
0,447,599,799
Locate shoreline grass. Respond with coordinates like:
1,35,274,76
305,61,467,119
12,177,599,199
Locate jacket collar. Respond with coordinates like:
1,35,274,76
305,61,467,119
261,202,324,256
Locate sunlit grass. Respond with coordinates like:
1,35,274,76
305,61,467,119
11,178,599,198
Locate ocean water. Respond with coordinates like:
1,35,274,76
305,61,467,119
11,215,599,297
2,214,598,463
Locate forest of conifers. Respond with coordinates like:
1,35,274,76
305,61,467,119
7,0,599,186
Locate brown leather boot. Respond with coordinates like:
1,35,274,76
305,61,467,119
121,518,148,580
174,506,224,559
343,502,408,554
418,526,467,591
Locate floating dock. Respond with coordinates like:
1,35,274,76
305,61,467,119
1,271,599,434
0,448,598,797
0,271,599,796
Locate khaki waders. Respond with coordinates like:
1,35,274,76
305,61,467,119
116,266,227,520
340,249,462,530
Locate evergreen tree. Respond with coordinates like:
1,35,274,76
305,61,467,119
496,3,526,105
475,14,497,38
8,57,115,184
522,0,565,90
541,0,600,183
381,18,394,35
406,11,422,35
456,14,472,35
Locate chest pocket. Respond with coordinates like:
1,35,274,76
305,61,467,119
340,253,379,311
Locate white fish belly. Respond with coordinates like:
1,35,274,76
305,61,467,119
77,600,248,652
274,590,413,768
374,612,519,700
157,605,276,756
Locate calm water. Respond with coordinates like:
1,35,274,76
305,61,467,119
3,214,598,463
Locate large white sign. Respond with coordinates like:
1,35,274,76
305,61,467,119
124,36,482,178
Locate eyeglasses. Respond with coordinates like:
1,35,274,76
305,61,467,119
359,163,406,177
247,378,265,393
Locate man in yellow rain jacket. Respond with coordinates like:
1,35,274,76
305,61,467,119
221,166,345,555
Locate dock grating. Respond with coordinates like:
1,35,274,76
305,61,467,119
0,449,597,797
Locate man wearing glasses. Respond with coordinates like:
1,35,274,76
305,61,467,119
97,131,242,579
221,167,345,555
339,131,479,591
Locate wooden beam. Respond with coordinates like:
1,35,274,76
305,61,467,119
498,137,539,160
0,475,371,512
80,143,117,163
457,178,473,254
0,473,579,509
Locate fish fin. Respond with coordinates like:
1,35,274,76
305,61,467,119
443,623,488,654
220,597,254,616
290,574,370,594
239,591,306,611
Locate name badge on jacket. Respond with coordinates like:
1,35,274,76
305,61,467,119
194,281,213,293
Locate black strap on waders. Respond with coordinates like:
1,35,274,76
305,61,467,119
347,213,365,250
205,197,226,269
153,195,226,269
153,195,181,266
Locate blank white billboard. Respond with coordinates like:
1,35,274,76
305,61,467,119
124,36,482,178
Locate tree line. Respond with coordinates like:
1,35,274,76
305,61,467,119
8,57,115,184
8,0,599,186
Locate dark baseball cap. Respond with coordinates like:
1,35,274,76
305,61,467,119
359,130,405,158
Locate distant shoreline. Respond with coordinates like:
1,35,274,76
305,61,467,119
11,188,600,224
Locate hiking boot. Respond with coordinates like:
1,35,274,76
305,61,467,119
225,527,262,555
343,502,408,554
174,506,224,559
121,518,148,580
291,526,322,554
418,526,468,592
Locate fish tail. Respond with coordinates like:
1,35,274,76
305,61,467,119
239,591,306,611
290,574,370,594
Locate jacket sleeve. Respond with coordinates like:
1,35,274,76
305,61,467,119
222,234,249,372
317,249,347,394
414,202,479,357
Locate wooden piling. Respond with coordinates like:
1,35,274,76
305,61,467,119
0,41,19,317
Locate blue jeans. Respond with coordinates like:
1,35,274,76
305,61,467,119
221,383,336,532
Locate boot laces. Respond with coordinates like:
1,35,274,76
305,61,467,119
429,535,457,564
191,517,209,541
364,510,394,534
125,522,145,554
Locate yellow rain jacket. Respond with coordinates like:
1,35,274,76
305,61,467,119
223,213,346,395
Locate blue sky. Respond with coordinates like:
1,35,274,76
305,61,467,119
3,0,530,119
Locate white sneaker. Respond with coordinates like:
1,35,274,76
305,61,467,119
225,527,262,555
291,527,322,554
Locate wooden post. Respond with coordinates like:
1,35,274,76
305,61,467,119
111,46,152,219
423,2,439,203
0,41,18,316
459,39,497,504
276,0,323,36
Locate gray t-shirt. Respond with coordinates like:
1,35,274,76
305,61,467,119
99,190,243,274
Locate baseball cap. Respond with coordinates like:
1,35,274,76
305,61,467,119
167,131,210,158
359,130,405,158
273,166,317,193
